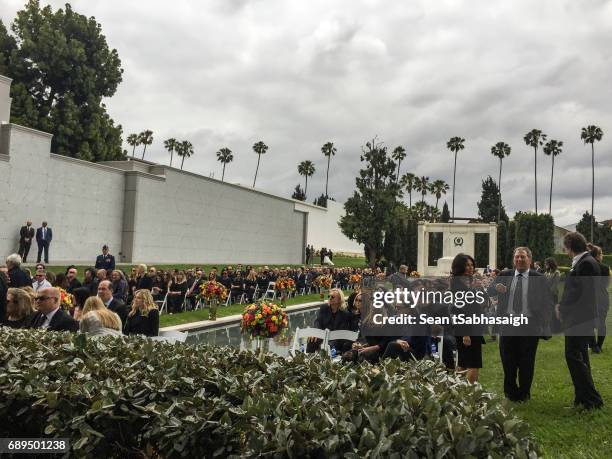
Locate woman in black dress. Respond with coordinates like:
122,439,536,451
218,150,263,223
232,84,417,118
124,289,160,336
451,253,485,384
244,269,257,302
167,271,188,313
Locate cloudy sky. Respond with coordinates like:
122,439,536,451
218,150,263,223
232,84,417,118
2,0,612,226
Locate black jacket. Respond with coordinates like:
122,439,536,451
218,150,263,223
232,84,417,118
95,254,116,271
20,225,35,243
313,303,351,332
8,267,31,288
30,309,78,332
487,269,553,335
559,253,599,334
107,298,129,326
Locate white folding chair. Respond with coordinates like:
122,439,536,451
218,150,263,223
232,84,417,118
156,292,169,314
289,327,329,357
326,330,359,354
159,330,188,342
262,281,276,300
434,335,444,363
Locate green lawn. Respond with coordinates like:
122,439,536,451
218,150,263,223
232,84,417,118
159,291,331,327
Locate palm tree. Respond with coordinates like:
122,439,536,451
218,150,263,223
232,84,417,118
139,130,154,160
581,125,604,241
216,147,233,182
446,136,465,221
490,142,511,223
252,140,268,187
523,129,547,214
431,179,450,210
392,146,406,182
321,141,337,198
164,138,178,167
297,160,316,198
178,140,194,170
542,139,563,216
400,172,416,207
127,133,140,157
415,176,430,204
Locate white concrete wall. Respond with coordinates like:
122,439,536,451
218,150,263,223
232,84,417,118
0,75,11,124
295,200,363,254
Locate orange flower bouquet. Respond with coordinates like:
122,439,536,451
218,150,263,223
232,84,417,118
241,301,288,338
58,288,73,311
275,277,296,293
349,274,362,289
199,281,228,302
409,271,421,278
313,275,333,299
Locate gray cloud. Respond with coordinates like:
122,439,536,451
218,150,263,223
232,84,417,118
1,0,611,226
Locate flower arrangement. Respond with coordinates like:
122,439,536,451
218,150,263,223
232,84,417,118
199,281,228,302
58,288,72,311
241,301,288,338
275,277,296,293
313,275,333,290
410,271,421,278
349,274,362,287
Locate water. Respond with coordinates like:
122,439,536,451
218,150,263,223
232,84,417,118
186,306,320,357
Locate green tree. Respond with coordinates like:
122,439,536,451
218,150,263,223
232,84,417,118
490,142,511,223
164,138,178,167
127,133,140,157
4,1,124,161
581,125,604,242
399,172,416,207
523,129,547,214
477,176,508,223
431,179,449,209
313,193,333,208
177,140,193,170
297,160,315,198
414,176,430,204
514,212,554,262
291,184,306,201
139,130,153,160
441,202,450,222
340,138,402,268
542,139,563,215
321,141,337,198
0,20,16,75
216,147,233,181
392,146,406,182
446,136,465,220
252,140,268,187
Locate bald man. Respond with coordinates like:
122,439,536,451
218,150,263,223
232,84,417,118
98,280,128,326
30,287,78,332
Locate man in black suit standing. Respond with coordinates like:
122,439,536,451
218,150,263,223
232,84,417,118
98,280,128,326
95,245,116,272
18,220,35,263
30,287,78,332
556,232,603,410
36,221,53,264
488,247,552,402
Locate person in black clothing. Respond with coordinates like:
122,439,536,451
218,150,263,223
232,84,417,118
124,289,160,336
488,247,553,402
97,280,129,326
65,266,82,293
450,253,485,384
95,245,116,272
307,288,351,352
30,287,78,332
81,268,98,295
244,269,258,302
167,271,188,313
6,288,36,328
6,254,31,288
35,221,53,264
135,264,154,291
557,232,604,409
587,243,610,353
18,220,35,263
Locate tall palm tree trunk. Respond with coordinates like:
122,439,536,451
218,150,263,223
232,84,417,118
534,147,538,214
253,154,261,187
498,158,503,223
396,161,401,183
409,191,412,207
170,152,173,167
180,156,185,170
222,163,226,182
304,176,309,197
549,155,554,215
591,143,595,241
452,151,457,221
142,144,148,160
325,155,331,198
132,145,136,157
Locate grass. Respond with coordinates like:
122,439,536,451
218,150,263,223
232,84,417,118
159,291,331,327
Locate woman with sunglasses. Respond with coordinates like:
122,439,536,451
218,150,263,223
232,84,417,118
5,288,36,328
307,288,351,353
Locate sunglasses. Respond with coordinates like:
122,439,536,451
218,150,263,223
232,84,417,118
36,296,53,301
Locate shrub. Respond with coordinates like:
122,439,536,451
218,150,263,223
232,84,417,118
0,330,540,457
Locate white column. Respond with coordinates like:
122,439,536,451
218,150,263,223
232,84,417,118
417,222,426,275
488,223,498,268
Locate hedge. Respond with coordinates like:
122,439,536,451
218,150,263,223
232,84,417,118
553,253,612,268
0,330,540,458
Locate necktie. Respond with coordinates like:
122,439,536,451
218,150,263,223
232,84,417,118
512,274,524,314
36,314,47,328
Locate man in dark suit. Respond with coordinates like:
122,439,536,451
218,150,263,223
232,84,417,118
556,232,603,410
488,247,553,402
5,253,32,288
587,243,610,353
95,245,116,272
98,280,128,326
36,221,53,264
30,287,78,332
18,220,35,263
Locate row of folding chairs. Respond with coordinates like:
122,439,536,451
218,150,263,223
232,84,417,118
289,327,359,357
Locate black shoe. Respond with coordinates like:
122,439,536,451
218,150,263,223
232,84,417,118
592,345,602,354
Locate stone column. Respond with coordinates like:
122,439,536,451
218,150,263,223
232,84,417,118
488,223,498,268
417,222,427,275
